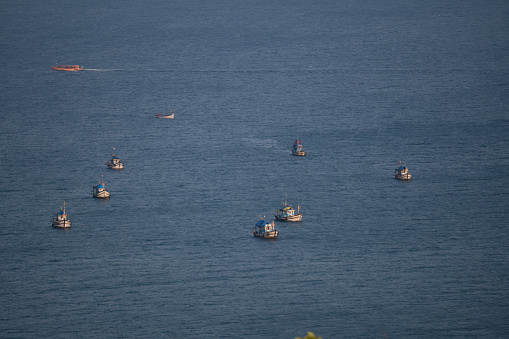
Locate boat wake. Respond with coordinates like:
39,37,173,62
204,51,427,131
83,69,123,72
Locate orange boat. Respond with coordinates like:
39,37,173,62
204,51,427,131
51,65,83,71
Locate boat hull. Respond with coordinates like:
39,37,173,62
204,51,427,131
107,163,124,169
94,191,110,198
253,230,279,238
292,150,306,156
51,65,83,71
395,174,412,180
156,114,174,119
276,213,302,222
52,219,71,228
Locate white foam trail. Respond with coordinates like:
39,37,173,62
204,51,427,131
83,69,123,72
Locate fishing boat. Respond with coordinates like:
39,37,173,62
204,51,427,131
395,161,412,180
51,64,83,71
52,201,71,228
106,151,124,169
93,176,110,198
156,107,175,119
252,218,279,239
156,113,174,119
292,139,306,156
275,196,302,222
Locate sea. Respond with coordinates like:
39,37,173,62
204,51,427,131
1,1,508,338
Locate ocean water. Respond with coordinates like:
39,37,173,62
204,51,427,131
1,0,509,338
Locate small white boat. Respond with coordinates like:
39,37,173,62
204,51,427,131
106,151,124,169
395,161,412,180
156,113,174,119
275,196,302,222
52,201,71,228
156,107,175,119
253,218,279,239
93,176,110,198
292,139,306,156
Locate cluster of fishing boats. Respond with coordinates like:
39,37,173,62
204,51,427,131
253,140,412,239
252,196,303,238
52,136,412,234
252,139,306,239
52,151,123,228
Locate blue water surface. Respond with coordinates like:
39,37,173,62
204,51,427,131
1,1,508,338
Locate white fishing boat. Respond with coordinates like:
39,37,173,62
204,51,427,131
275,196,302,222
156,113,174,119
52,201,71,228
156,107,175,119
395,161,412,180
106,150,124,169
93,176,110,198
253,217,279,239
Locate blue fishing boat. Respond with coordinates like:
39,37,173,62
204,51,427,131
107,150,124,169
395,161,412,180
252,218,279,239
275,196,302,222
292,139,306,156
93,176,110,198
52,201,71,228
